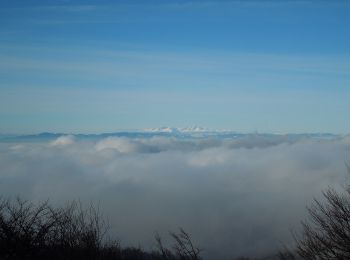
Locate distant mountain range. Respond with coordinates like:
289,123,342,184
144,126,213,133
0,127,341,142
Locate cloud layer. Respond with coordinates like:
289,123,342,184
1,135,350,258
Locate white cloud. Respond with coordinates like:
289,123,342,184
50,135,75,146
95,137,139,153
0,136,350,258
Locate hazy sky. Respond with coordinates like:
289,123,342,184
1,0,350,133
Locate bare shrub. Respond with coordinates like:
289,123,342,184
154,228,202,260
0,198,201,259
0,198,110,259
288,178,350,260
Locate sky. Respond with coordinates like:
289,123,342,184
1,0,350,134
2,2,350,257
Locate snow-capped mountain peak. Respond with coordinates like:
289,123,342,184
143,127,180,133
144,126,210,133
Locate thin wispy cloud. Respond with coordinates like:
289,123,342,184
24,1,350,10
2,47,350,82
3,0,348,28
34,5,100,12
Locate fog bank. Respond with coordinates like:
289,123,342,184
1,135,349,258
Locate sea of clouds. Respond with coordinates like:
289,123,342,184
1,134,350,259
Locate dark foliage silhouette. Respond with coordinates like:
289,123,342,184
0,198,202,260
293,184,350,259
273,171,350,260
6,176,350,260
155,228,201,260
0,198,115,259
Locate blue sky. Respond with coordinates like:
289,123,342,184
1,0,350,134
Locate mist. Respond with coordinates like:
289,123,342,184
1,135,349,259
